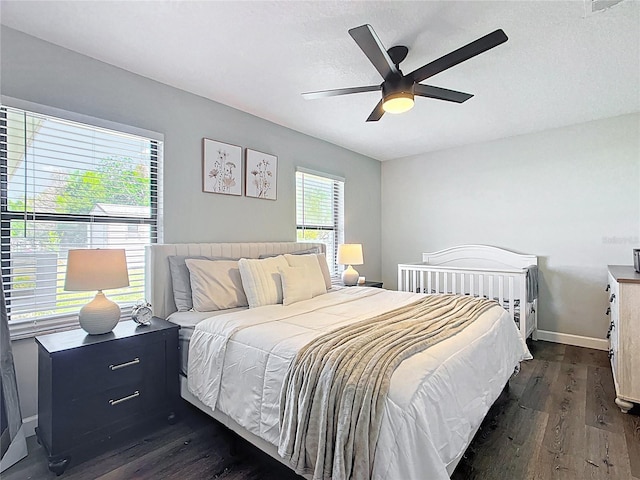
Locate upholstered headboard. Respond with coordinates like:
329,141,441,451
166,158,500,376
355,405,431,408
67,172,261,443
145,242,326,319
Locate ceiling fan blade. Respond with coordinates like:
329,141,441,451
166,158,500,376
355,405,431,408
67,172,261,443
349,24,399,81
410,29,508,83
302,85,381,100
414,84,473,103
366,100,385,122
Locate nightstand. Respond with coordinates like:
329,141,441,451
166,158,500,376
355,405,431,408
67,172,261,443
357,281,383,288
35,317,179,475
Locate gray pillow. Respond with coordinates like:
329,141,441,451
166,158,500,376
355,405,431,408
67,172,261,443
258,247,320,259
168,255,236,311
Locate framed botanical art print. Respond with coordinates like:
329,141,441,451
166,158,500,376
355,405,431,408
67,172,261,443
245,149,278,200
202,138,242,196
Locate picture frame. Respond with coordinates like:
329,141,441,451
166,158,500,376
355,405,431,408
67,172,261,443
245,149,278,200
202,138,242,196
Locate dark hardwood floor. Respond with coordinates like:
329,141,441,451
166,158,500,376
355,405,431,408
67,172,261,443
4,341,638,480
452,341,640,480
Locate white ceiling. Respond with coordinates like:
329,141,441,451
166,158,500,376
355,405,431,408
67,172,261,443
1,1,638,161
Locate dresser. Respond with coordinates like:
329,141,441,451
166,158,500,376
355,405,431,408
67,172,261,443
35,318,179,474
607,266,640,413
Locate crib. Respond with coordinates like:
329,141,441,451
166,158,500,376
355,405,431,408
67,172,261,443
398,245,538,341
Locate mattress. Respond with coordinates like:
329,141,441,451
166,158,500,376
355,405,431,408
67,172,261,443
186,287,531,480
167,308,247,374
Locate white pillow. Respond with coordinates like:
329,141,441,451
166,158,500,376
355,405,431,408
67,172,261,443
284,254,327,297
279,266,313,306
185,259,248,312
238,255,289,308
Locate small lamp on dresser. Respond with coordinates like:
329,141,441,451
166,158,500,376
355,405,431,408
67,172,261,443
338,243,364,286
64,248,129,335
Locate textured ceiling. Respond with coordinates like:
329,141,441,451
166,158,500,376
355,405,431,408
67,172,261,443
1,1,638,161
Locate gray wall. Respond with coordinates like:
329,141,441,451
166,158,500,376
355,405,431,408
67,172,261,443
5,24,639,432
382,113,640,340
1,27,382,424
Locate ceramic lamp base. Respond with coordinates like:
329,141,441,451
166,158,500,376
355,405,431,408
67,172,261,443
79,291,121,335
341,265,359,286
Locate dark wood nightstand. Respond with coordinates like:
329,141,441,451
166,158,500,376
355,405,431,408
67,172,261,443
35,317,179,475
357,281,383,288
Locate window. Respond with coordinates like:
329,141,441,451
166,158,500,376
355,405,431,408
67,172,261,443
1,103,162,338
295,168,344,275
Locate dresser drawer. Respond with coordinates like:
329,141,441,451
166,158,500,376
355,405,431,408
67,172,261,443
71,340,164,397
606,267,640,413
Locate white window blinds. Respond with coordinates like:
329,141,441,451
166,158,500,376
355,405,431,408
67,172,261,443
295,168,344,275
1,104,163,338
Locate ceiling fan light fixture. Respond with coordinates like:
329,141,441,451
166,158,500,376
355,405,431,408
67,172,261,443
382,91,415,114
305,25,508,121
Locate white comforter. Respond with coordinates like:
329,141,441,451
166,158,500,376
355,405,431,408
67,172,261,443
188,287,531,480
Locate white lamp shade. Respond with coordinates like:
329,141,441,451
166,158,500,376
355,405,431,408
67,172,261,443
337,244,364,266
64,249,129,291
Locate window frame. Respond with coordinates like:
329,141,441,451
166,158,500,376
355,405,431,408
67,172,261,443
1,97,164,339
295,167,344,275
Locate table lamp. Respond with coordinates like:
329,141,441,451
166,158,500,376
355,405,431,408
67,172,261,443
64,248,129,335
338,244,363,286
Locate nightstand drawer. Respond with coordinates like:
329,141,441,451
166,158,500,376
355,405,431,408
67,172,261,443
71,341,164,396
70,382,161,440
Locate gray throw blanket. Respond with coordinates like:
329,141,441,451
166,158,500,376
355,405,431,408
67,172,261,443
278,294,498,480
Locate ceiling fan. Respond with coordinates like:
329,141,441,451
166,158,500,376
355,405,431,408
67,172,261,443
302,25,508,122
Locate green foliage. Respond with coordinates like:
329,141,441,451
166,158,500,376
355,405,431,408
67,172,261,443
8,199,27,238
56,157,150,214
9,157,150,251
12,274,35,290
53,157,150,247
297,229,321,241
8,197,60,250
296,181,333,226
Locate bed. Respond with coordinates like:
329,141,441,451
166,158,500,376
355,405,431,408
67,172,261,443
146,242,531,480
398,245,539,341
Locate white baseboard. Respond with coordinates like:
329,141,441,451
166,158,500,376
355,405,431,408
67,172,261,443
22,414,37,438
536,330,608,351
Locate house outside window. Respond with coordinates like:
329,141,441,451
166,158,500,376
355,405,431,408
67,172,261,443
295,168,344,275
1,102,162,338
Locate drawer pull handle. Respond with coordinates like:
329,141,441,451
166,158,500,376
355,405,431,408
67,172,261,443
606,307,611,316
608,349,614,360
605,284,610,292
109,390,140,406
109,358,140,371
609,294,615,303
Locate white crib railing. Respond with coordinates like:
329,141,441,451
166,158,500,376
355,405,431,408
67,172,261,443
398,262,536,340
